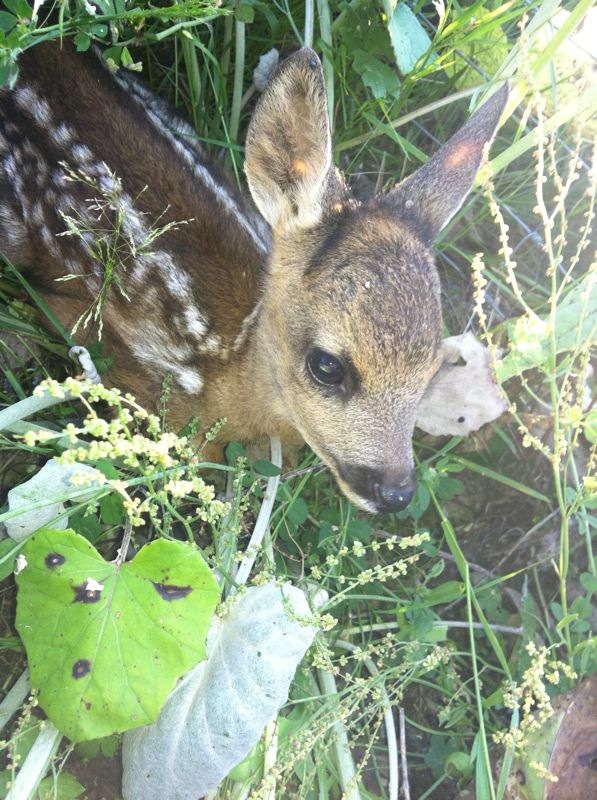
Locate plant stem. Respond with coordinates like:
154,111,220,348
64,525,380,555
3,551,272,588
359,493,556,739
231,437,281,590
5,722,62,800
316,0,334,126
317,668,363,800
229,19,246,144
335,639,398,800
304,0,314,48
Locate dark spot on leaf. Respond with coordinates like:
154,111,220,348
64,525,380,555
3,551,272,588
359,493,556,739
579,749,597,771
45,552,65,569
73,583,102,603
83,700,92,711
257,650,262,657
457,416,465,423
152,582,192,601
72,659,91,679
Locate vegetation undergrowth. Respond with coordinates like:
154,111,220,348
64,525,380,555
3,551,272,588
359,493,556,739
0,1,595,799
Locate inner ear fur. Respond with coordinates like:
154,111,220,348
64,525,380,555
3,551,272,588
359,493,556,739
381,83,509,246
244,48,342,230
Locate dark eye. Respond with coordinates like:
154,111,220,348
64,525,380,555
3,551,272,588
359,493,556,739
307,348,344,386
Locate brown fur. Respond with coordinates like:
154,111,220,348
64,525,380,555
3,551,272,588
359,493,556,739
0,43,507,512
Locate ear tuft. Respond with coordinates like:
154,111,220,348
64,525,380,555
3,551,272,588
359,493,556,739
382,82,509,245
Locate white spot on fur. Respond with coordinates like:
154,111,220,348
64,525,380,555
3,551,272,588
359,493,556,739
4,154,28,220
120,197,146,242
233,300,262,351
72,144,94,163
165,263,191,296
184,306,208,338
51,123,74,146
126,317,202,394
15,86,52,126
52,170,69,188
174,369,204,394
3,154,17,181
32,201,46,224
199,333,229,359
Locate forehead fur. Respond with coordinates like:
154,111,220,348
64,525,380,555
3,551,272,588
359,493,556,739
302,205,443,386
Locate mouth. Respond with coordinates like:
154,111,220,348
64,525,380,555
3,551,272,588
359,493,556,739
298,431,415,514
333,473,381,513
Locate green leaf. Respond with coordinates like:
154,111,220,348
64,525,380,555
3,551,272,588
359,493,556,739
0,536,19,580
68,508,102,543
90,23,109,38
387,4,436,76
3,0,31,19
445,751,473,780
583,409,597,444
424,734,460,778
286,497,309,527
226,441,247,464
345,518,372,543
74,32,91,52
0,12,17,33
556,613,579,631
580,572,597,593
420,581,465,607
352,50,400,99
99,493,125,526
435,476,465,501
37,773,85,799
76,734,120,760
16,529,220,741
253,459,281,477
235,2,255,24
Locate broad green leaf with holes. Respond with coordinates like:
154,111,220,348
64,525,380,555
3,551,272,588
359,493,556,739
15,529,220,742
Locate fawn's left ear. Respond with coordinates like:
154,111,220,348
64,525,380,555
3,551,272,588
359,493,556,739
244,48,342,231
381,83,509,246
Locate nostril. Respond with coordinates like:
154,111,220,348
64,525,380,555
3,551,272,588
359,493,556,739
374,481,415,512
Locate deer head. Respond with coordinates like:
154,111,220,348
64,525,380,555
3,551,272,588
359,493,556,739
244,50,507,512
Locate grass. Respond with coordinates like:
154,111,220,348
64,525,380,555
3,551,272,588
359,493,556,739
1,1,596,799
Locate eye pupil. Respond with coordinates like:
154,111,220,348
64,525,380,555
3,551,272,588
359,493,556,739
307,348,344,386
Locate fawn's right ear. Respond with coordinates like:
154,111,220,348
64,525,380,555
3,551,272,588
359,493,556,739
244,48,341,231
381,83,509,246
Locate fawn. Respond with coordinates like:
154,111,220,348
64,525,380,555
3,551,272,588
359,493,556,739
0,42,507,513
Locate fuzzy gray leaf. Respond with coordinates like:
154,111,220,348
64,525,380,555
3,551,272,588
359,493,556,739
6,459,104,542
122,583,317,800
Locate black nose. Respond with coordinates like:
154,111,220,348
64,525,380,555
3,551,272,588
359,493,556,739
337,463,416,513
373,479,415,512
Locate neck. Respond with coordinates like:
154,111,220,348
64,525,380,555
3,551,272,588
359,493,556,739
199,321,302,447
